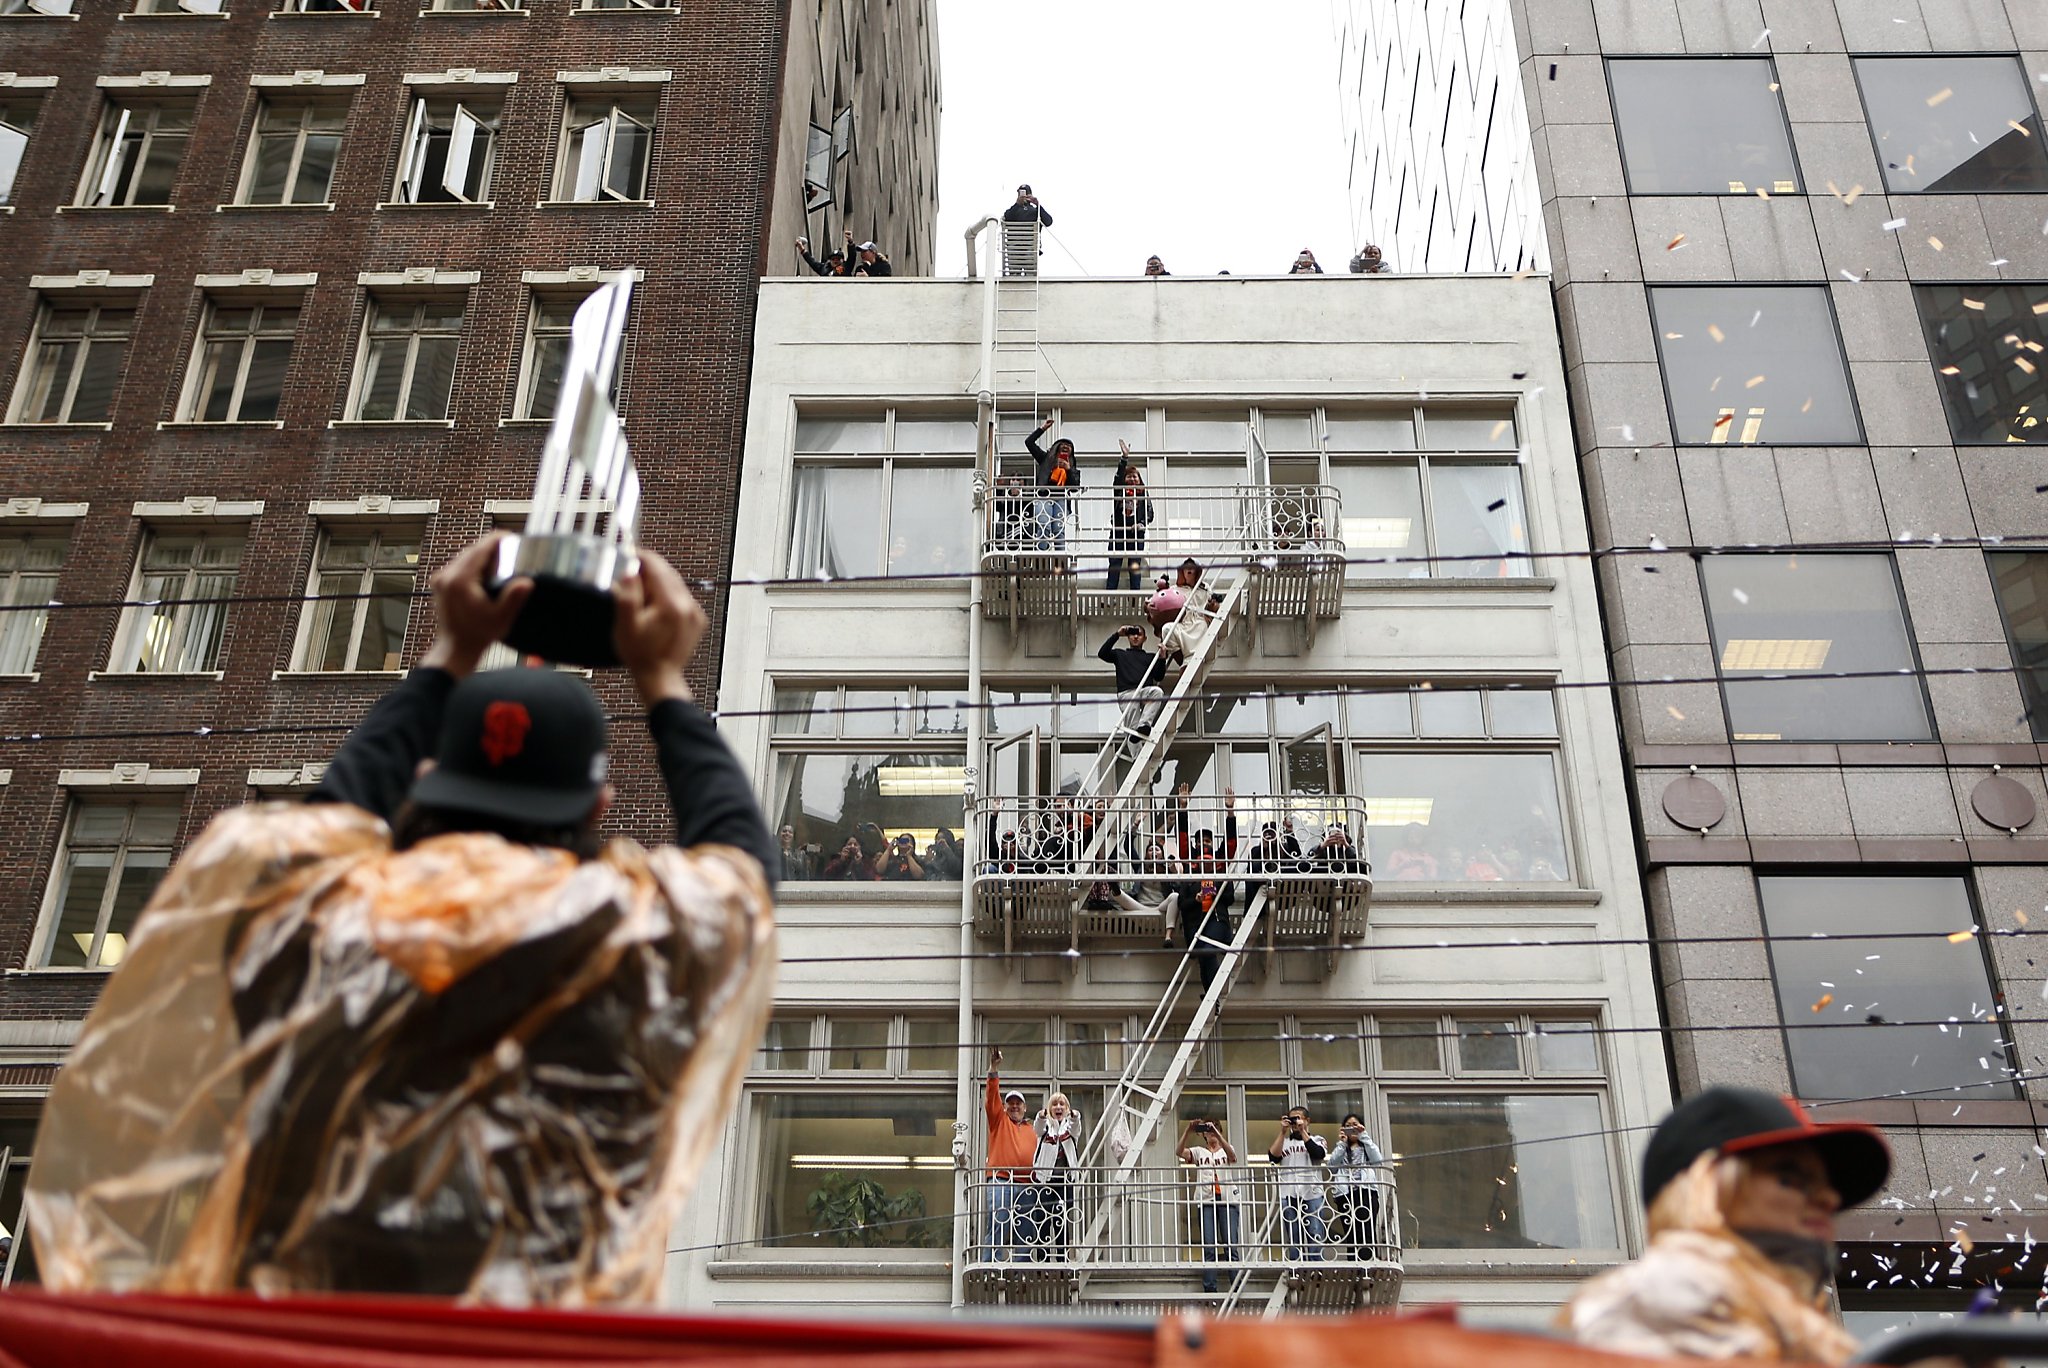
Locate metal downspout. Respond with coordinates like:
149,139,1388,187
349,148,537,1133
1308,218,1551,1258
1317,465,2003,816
951,220,998,1312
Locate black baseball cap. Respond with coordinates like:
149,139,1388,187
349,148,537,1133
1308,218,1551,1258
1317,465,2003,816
409,668,610,827
1640,1086,1890,1209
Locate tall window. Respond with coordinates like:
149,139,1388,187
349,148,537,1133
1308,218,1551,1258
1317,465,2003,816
296,527,419,671
133,0,226,11
0,98,37,205
79,100,191,207
1386,1093,1618,1250
787,411,976,578
182,300,296,422
745,1014,959,1253
0,532,63,674
1854,56,2048,195
1326,408,1528,580
240,100,345,206
1989,550,2048,739
1916,283,2048,446
555,95,654,201
9,300,133,425
277,0,374,11
1699,554,1931,742
0,0,74,12
1759,875,2012,1099
771,684,967,882
350,297,463,421
395,97,496,204
1649,287,1859,445
1608,58,1798,195
0,1104,40,1283
515,292,622,420
110,530,243,673
582,0,671,8
41,801,180,969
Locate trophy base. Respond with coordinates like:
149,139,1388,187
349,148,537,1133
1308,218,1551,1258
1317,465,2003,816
489,534,635,669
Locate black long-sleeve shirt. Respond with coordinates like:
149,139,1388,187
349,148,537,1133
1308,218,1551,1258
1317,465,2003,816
1025,427,1080,497
311,668,779,886
1098,630,1167,692
1003,200,1052,227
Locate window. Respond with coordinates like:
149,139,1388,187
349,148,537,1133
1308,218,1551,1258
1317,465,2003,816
1915,283,2048,446
1,0,73,14
278,0,373,11
79,100,191,207
9,300,133,424
394,97,496,203
41,801,179,969
1607,58,1798,195
1758,875,2012,1099
350,297,462,421
0,532,63,673
1326,407,1528,580
1649,287,1859,445
0,98,37,205
296,527,419,671
1699,554,1931,742
555,95,653,202
0,1105,39,1284
770,752,967,883
134,0,225,11
182,300,296,422
1387,1093,1618,1250
1854,56,2048,195
581,0,670,8
514,289,623,419
745,1013,958,1252
1989,551,2048,739
110,530,242,673
787,411,976,579
240,100,345,206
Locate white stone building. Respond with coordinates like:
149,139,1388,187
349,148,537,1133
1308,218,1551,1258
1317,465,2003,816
678,262,1668,1327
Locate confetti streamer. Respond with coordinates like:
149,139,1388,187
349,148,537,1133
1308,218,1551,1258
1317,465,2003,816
1813,993,1835,1012
1949,929,1978,943
1708,323,1726,343
1927,88,1954,107
1929,236,1946,252
1667,233,1688,251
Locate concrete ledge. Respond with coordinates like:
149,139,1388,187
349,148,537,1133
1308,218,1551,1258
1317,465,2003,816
708,1259,947,1279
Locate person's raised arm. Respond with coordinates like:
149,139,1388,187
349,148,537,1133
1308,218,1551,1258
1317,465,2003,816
1268,1121,1289,1162
985,1049,1005,1127
614,550,778,883
1176,1120,1198,1164
1223,789,1239,859
311,533,531,820
1025,418,1052,464
1099,628,1131,665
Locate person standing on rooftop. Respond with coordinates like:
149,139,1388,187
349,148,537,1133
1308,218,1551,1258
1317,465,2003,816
1289,249,1324,275
1002,184,1052,275
1144,255,1170,276
1349,244,1390,274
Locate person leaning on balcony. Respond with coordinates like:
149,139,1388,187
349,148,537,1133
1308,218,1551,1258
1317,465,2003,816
1269,1106,1330,1262
983,1049,1039,1263
1023,1092,1084,1261
1561,1087,1891,1364
846,230,893,278
1100,624,1169,740
1106,449,1153,592
1327,1113,1387,1259
1024,418,1080,557
1171,785,1239,991
1178,1117,1243,1295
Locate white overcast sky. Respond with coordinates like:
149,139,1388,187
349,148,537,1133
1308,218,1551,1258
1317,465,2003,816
932,0,1360,279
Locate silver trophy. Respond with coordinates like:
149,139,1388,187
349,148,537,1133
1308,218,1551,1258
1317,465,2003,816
490,278,642,667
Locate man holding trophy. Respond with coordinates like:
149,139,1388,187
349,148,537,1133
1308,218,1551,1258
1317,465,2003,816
25,281,781,1306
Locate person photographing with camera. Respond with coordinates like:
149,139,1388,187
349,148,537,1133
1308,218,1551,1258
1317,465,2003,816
1268,1106,1330,1262
1178,1117,1243,1294
1328,1112,1387,1258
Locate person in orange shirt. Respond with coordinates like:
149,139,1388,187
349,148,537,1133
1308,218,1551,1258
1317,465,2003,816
984,1048,1038,1262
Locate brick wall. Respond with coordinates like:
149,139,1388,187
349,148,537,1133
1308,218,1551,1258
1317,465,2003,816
0,0,792,1020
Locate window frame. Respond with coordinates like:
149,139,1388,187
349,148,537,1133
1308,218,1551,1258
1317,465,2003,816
0,95,39,206
786,408,980,581
1851,53,2048,197
1603,54,1801,197
553,93,656,203
107,526,246,675
6,297,135,426
1647,284,1864,448
33,797,183,970
511,286,616,420
274,0,375,12
77,97,192,208
344,293,465,423
393,94,498,205
1755,869,2017,1101
177,296,299,424
289,523,423,673
0,528,66,675
1987,547,2048,739
236,96,348,207
1913,281,2048,446
1697,551,1935,744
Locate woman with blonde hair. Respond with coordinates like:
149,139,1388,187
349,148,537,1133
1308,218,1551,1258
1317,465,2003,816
1021,1091,1084,1261
1564,1087,1890,1363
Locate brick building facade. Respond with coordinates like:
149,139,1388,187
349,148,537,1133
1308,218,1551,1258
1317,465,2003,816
0,0,936,1265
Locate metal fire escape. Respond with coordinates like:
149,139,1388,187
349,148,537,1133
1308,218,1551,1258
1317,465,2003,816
956,217,1390,1318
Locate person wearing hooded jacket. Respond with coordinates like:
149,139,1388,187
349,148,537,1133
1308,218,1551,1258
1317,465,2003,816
1562,1086,1891,1363
1100,624,1169,739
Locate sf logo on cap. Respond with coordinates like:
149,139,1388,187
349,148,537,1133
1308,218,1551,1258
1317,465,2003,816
481,700,533,765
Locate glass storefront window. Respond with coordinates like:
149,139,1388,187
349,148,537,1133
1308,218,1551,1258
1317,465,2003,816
1388,1093,1619,1250
752,1092,955,1250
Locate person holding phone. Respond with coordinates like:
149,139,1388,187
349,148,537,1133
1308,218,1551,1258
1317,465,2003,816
1328,1113,1387,1258
1178,1117,1242,1294
1268,1107,1329,1261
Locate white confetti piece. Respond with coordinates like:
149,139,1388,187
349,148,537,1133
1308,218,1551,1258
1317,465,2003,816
1882,218,1908,231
